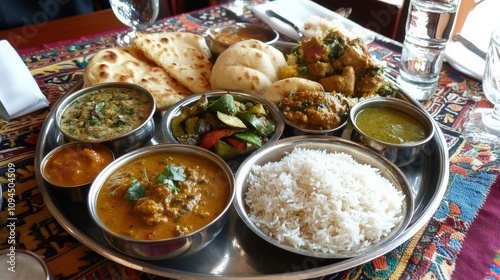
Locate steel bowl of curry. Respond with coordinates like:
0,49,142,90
55,82,156,156
278,90,349,136
205,23,279,57
349,97,435,166
162,91,285,160
40,142,115,203
87,144,235,260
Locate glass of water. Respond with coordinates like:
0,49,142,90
397,0,460,101
109,0,159,46
482,27,500,133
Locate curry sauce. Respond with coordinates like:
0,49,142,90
42,143,114,187
96,152,231,240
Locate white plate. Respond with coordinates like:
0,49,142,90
251,0,375,43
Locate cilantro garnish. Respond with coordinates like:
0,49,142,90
125,177,146,201
111,120,125,128
125,165,186,201
154,164,185,195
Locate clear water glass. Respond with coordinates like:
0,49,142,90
482,27,500,133
397,0,459,101
109,0,159,46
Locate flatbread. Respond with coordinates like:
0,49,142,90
84,46,191,111
263,77,325,104
210,39,287,95
132,32,213,93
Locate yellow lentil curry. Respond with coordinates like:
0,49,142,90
96,152,231,240
356,107,428,144
215,31,267,45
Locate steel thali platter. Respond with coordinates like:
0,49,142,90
34,80,449,279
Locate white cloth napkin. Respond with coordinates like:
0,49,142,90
444,1,499,81
0,40,49,121
250,0,375,43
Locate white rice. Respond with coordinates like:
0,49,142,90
302,15,354,39
245,148,404,254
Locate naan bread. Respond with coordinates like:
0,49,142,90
132,32,213,93
84,46,191,111
210,39,287,95
263,77,325,104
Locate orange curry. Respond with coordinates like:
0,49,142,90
43,143,114,187
96,152,231,240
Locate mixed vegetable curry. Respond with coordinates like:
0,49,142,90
280,31,397,98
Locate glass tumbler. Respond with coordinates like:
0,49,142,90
397,0,460,101
482,27,500,133
109,0,159,46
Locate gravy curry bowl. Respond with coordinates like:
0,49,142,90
87,144,235,260
40,142,114,203
162,91,285,160
55,82,156,156
349,97,435,166
205,23,279,57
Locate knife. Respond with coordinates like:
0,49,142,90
265,10,307,40
452,33,487,59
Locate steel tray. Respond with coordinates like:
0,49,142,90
34,81,449,279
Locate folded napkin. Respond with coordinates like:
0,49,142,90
445,41,485,80
444,1,499,81
251,0,375,43
0,40,49,121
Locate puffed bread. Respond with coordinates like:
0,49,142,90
263,77,325,104
210,39,287,95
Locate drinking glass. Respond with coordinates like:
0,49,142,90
229,0,259,16
482,27,500,133
397,0,460,101
109,0,159,46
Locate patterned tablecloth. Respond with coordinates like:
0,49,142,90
1,4,500,280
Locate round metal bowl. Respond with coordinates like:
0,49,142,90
40,142,114,203
205,23,279,57
278,91,349,136
234,135,414,259
87,144,235,260
349,97,435,166
55,82,156,156
161,90,285,160
282,111,348,137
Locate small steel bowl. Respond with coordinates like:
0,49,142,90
162,90,285,160
205,23,279,57
87,144,235,260
40,142,114,203
279,91,349,137
234,135,414,259
55,82,156,156
349,97,435,166
283,117,348,136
